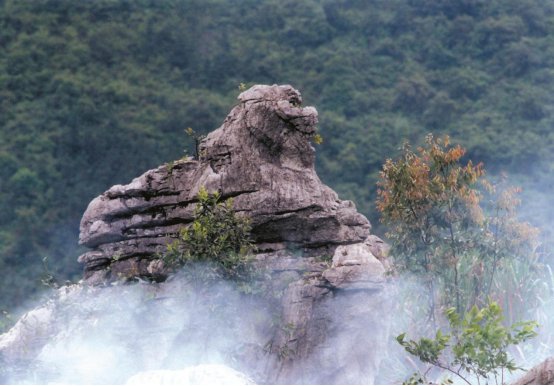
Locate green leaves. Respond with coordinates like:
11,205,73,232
162,186,254,284
1,0,553,318
377,135,488,315
398,301,538,384
397,331,450,365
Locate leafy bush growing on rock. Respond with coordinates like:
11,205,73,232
162,186,254,284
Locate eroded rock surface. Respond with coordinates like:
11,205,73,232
79,84,370,284
514,357,554,385
1,85,390,385
76,84,390,384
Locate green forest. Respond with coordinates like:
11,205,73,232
1,0,554,312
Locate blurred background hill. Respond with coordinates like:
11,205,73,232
1,0,554,311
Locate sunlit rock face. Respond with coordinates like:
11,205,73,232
78,84,371,283
0,85,391,385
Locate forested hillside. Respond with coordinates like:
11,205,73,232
1,0,554,310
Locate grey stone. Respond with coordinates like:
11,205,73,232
0,85,391,384
514,357,554,385
78,84,371,283
75,84,391,383
322,243,386,290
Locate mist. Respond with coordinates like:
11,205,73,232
2,256,554,384
1,163,553,385
1,268,274,384
0,262,413,384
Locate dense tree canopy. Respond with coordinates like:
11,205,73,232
1,0,554,310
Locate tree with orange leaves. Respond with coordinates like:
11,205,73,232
377,134,539,326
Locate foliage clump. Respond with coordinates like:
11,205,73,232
377,134,540,322
397,301,538,385
162,186,254,284
377,135,545,384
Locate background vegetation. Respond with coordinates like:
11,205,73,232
1,0,554,313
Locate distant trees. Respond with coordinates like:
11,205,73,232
2,0,554,312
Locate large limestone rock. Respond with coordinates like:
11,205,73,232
1,85,390,384
76,84,389,383
79,84,371,284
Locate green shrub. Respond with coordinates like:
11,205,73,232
397,301,537,385
162,186,254,284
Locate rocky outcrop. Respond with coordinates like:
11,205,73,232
514,357,554,385
76,84,389,384
264,241,389,384
1,85,390,384
78,84,370,284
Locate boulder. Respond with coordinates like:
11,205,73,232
323,243,386,290
76,84,390,384
78,84,370,284
1,85,391,384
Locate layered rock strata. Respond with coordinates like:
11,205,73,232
78,84,374,284
1,85,390,384
76,84,390,383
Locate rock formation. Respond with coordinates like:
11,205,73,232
514,357,554,385
1,85,390,384
78,84,374,283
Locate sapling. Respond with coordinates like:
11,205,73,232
397,301,538,385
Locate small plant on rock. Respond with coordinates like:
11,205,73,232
162,186,254,284
185,127,206,159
